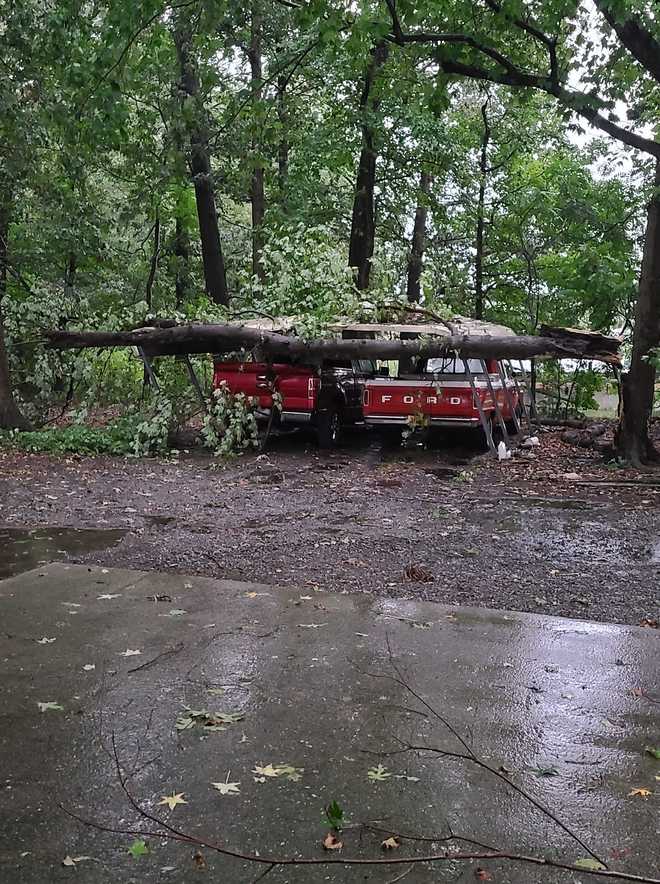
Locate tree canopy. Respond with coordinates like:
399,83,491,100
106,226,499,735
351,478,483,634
0,0,658,460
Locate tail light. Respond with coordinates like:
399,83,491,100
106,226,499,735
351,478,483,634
308,375,319,405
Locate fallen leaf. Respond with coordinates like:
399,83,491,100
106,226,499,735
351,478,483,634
97,594,121,600
299,595,313,600
574,858,606,871
404,563,434,583
158,792,188,810
128,839,149,858
253,763,281,778
628,788,651,798
474,869,493,881
322,832,343,851
120,649,141,657
297,623,327,629
645,746,660,760
62,855,93,867
37,701,63,712
532,765,558,778
252,762,303,781
37,637,56,644
192,851,207,870
211,780,241,795
410,621,432,630
381,836,400,850
639,617,658,629
367,764,392,782
167,609,187,616
82,664,95,672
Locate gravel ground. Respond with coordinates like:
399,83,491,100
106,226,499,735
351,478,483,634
1,428,659,626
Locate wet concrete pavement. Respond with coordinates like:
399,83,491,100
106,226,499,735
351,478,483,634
0,564,658,882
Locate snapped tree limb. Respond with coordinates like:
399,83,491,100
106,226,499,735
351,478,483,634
42,322,621,364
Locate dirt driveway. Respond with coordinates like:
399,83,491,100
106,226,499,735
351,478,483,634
0,429,658,626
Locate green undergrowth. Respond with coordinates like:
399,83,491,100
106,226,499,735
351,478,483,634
0,418,143,457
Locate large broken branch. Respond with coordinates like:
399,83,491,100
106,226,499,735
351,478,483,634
42,322,621,364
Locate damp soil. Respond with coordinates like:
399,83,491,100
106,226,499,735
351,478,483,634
0,428,658,626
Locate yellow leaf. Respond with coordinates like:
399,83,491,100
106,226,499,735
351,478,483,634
381,836,400,850
158,792,188,810
628,788,651,799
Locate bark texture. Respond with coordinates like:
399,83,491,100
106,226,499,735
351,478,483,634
174,21,229,306
475,100,490,320
348,41,389,290
615,160,660,464
0,204,29,429
406,169,432,303
44,322,621,364
248,4,266,283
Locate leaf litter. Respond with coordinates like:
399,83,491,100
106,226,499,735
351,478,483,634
252,762,304,783
175,704,244,733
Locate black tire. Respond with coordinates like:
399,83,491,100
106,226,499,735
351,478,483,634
476,414,494,452
317,406,342,449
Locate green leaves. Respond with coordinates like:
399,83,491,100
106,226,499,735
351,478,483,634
646,746,660,760
324,800,345,831
127,839,148,858
574,858,606,871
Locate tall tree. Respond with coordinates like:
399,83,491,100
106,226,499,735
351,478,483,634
348,40,389,290
0,201,29,428
173,17,229,306
406,169,432,302
247,3,266,283
474,99,491,320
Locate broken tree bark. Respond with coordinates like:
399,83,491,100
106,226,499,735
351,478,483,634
43,322,621,364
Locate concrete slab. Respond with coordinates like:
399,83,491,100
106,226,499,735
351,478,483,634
0,564,658,883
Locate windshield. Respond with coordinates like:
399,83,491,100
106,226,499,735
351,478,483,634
424,357,485,375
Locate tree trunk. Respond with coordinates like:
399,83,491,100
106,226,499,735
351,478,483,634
406,169,432,302
64,252,77,302
475,99,490,320
248,5,266,284
174,214,191,309
45,323,622,364
276,70,289,205
174,22,229,306
348,41,389,290
145,211,160,311
0,204,29,429
615,159,660,464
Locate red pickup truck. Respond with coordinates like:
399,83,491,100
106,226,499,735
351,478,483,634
212,358,376,447
362,356,520,440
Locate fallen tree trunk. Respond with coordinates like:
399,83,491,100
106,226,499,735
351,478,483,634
42,322,621,363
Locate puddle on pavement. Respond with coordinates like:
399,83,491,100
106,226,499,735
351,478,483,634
0,527,127,580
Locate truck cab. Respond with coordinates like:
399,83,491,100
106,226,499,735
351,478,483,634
363,356,520,440
212,357,376,448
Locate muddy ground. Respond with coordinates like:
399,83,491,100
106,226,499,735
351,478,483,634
0,428,658,626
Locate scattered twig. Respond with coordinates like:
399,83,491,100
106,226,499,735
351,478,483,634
365,633,609,869
57,801,660,882
127,641,185,674
54,733,660,882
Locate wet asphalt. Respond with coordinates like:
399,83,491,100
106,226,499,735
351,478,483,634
0,563,658,882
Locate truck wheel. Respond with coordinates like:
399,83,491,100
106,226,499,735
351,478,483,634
317,407,342,449
477,414,495,451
